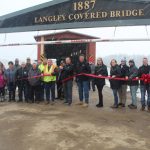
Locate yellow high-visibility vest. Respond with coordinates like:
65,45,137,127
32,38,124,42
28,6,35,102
40,64,57,82
38,64,45,81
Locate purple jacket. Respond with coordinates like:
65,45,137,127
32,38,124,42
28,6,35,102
0,74,6,88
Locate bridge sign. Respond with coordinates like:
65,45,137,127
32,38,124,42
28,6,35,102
0,0,150,33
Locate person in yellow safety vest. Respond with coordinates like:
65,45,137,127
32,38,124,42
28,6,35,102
40,59,58,105
38,59,48,101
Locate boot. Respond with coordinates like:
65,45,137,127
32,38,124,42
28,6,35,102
140,106,145,111
96,103,103,108
128,104,137,109
82,103,89,108
110,104,118,109
50,101,55,105
148,106,150,112
118,103,123,106
122,104,126,107
45,101,49,105
96,99,103,108
76,101,83,105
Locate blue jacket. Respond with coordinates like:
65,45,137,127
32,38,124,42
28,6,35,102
5,68,16,83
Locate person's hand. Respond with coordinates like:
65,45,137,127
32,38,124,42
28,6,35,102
112,75,116,78
128,77,132,82
98,74,102,76
125,76,129,80
136,77,139,79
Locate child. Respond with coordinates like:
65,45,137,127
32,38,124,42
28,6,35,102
0,69,6,102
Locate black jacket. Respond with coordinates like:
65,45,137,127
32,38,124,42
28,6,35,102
16,67,29,85
110,65,122,89
138,65,150,85
94,64,108,87
128,65,139,86
26,63,32,72
76,61,91,81
61,64,74,80
57,68,63,82
119,64,129,85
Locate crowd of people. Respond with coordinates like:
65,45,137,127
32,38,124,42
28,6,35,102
0,55,149,112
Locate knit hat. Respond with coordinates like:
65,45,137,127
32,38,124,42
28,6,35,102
121,58,126,62
129,59,135,63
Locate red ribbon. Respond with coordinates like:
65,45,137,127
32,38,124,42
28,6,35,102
141,74,150,84
62,73,136,83
62,73,150,84
17,73,150,84
17,74,51,81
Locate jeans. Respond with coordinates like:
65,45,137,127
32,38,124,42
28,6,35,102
118,84,127,104
63,80,73,104
44,81,55,102
130,86,138,106
140,85,150,107
77,81,89,104
112,89,119,106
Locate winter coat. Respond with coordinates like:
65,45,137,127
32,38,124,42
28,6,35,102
28,68,41,86
109,65,122,90
61,64,74,81
76,61,91,81
16,67,29,86
94,64,108,87
14,64,21,72
0,74,6,88
26,63,32,72
128,65,139,86
4,68,16,84
119,64,129,85
138,65,150,86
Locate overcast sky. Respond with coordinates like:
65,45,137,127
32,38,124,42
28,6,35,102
0,0,150,64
